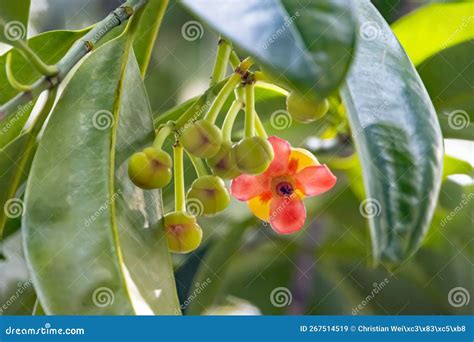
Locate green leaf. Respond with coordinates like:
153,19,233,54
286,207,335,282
187,223,250,315
0,87,57,241
0,133,36,240
0,29,89,148
133,0,168,76
392,4,473,140
0,232,37,315
0,100,36,149
0,0,30,46
180,0,357,97
23,34,180,314
416,41,474,140
340,0,444,263
392,2,474,66
443,154,473,180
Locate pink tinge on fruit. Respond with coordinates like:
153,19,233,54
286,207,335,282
231,136,337,234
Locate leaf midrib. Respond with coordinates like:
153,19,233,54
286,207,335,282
107,32,136,314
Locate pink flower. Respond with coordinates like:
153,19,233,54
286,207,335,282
231,136,337,234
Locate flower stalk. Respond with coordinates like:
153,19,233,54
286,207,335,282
187,152,208,177
173,143,186,213
210,38,232,86
153,121,174,150
244,82,256,137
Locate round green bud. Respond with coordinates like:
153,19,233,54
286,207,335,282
163,211,203,254
186,175,230,216
286,91,329,123
232,136,274,175
206,141,241,179
180,120,222,159
128,147,172,189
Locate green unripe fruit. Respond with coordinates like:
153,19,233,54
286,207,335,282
128,147,172,189
206,141,241,179
286,91,329,123
163,211,203,254
186,175,230,216
232,136,274,175
180,120,222,159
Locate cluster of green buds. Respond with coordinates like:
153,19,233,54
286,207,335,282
127,38,332,254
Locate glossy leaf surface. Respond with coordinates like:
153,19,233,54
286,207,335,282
341,0,444,263
23,34,180,314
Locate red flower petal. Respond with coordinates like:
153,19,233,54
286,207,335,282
266,136,291,176
269,195,306,234
295,165,337,196
231,174,269,201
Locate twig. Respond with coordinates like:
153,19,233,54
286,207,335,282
0,0,147,120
